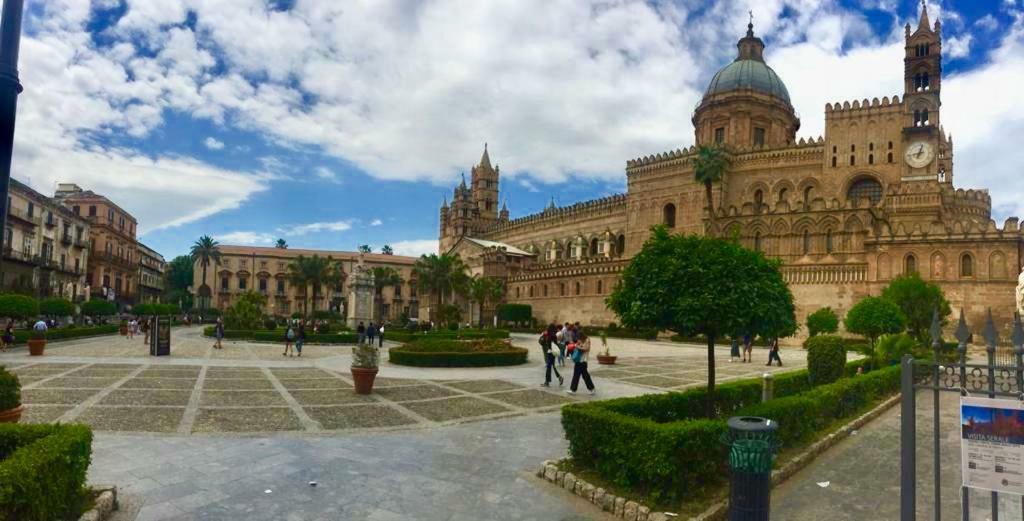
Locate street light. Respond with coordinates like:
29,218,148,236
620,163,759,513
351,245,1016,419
0,0,25,289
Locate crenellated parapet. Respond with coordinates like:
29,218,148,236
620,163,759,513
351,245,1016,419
486,194,627,234
507,255,628,283
824,96,903,117
626,137,825,175
871,216,1023,244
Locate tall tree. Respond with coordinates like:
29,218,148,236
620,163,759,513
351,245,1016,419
607,227,795,417
275,238,288,249
381,244,394,255
358,244,372,254
412,253,470,321
467,275,504,327
370,266,403,322
881,272,951,342
164,255,194,309
189,235,221,309
287,255,340,315
692,145,731,236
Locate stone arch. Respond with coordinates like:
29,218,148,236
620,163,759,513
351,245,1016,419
747,220,769,253
616,233,626,257
770,220,790,256
772,180,795,205
796,178,821,207
663,203,677,228
990,251,1008,279
930,251,946,280
904,252,919,275
843,172,885,206
877,253,891,280
843,214,865,252
589,237,599,256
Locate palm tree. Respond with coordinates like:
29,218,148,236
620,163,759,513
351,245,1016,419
286,255,338,315
467,275,504,327
275,238,288,249
370,267,403,322
189,235,221,309
692,144,731,236
412,253,470,321
358,244,372,254
381,244,394,255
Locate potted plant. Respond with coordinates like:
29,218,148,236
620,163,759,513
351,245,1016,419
27,327,46,356
351,342,379,394
596,330,617,365
0,366,23,422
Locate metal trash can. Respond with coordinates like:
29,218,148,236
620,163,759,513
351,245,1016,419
723,416,780,521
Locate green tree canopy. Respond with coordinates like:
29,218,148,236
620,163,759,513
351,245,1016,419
275,238,288,249
190,235,221,309
467,275,504,327
497,303,532,324
224,291,268,330
370,267,403,322
287,255,343,316
39,298,74,317
881,272,951,342
607,227,795,415
844,296,906,348
0,294,39,320
358,244,372,254
806,307,840,337
81,299,117,317
381,244,394,255
412,253,471,316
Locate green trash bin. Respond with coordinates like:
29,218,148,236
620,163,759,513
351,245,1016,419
723,416,780,521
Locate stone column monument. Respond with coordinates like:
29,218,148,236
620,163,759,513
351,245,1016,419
347,254,375,329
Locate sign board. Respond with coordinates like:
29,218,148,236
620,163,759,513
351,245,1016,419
149,315,171,356
961,396,1024,494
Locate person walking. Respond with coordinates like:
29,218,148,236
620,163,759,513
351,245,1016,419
766,337,783,366
284,322,295,357
357,321,366,345
142,318,151,345
742,333,753,363
378,323,385,348
296,320,306,357
539,329,563,387
0,320,12,352
213,317,224,349
127,318,136,340
558,322,570,367
367,322,378,347
567,332,595,395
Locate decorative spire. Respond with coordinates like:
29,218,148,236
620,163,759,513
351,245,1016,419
736,13,765,62
460,172,467,189
918,0,931,33
441,195,448,209
479,142,492,170
747,10,754,37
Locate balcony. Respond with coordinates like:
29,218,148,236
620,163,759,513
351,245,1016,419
274,290,287,298
100,252,136,270
2,247,34,265
60,233,72,246
73,237,89,249
44,215,56,227
7,206,40,227
218,287,230,295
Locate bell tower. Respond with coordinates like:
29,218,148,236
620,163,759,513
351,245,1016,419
471,144,500,224
901,1,944,180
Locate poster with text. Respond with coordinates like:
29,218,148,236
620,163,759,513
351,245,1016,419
961,396,1024,494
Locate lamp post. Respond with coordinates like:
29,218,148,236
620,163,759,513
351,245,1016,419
0,0,25,290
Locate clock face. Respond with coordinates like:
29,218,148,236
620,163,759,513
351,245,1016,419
904,141,935,169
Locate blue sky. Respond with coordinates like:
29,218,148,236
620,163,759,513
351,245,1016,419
11,0,1024,260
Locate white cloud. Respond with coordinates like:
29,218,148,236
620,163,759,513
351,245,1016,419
975,14,999,32
945,34,972,59
314,166,340,183
204,137,225,150
369,219,383,227
390,239,439,258
215,231,275,246
277,220,353,236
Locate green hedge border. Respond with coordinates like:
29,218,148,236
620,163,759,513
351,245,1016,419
0,423,93,521
560,358,892,503
386,329,511,343
203,327,358,344
5,325,120,345
389,345,529,367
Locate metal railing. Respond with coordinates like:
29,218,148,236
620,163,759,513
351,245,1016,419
7,206,40,226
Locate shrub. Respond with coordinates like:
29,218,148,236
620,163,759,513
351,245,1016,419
203,328,358,344
38,298,73,317
881,272,951,342
389,338,528,367
584,327,658,340
0,367,19,411
224,291,267,330
290,312,303,319
80,299,116,317
805,335,846,385
317,322,330,334
352,343,379,368
875,333,922,365
0,295,38,321
496,303,532,324
0,423,94,521
844,296,905,348
311,310,334,320
561,363,900,503
806,307,839,337
263,318,278,331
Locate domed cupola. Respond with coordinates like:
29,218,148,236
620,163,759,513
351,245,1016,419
692,21,800,149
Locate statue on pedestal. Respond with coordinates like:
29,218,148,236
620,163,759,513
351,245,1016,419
347,253,375,329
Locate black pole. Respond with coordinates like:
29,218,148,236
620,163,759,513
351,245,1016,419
0,0,25,290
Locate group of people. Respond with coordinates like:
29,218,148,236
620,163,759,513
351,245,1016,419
282,319,307,357
729,333,783,366
355,321,385,347
538,322,595,395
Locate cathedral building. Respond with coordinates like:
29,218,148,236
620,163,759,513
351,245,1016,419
439,5,1022,338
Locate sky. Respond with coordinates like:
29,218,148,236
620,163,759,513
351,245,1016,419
10,0,1024,261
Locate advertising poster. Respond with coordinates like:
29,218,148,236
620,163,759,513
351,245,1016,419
157,316,171,355
961,396,1024,494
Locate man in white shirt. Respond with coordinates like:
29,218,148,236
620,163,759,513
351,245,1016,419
33,319,47,335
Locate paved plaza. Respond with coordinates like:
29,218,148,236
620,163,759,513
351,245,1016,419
0,328,810,520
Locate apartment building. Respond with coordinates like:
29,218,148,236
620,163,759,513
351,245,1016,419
138,243,166,303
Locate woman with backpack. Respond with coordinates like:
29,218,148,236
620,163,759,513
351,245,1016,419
284,322,296,357
538,329,563,387
567,332,595,395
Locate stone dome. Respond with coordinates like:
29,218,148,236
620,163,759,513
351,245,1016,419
704,59,791,104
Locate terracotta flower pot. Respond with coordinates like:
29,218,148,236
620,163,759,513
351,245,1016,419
0,404,24,423
597,354,618,365
351,367,379,394
27,338,46,356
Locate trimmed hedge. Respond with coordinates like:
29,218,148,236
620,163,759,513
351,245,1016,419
0,367,18,411
385,329,510,343
584,327,658,340
6,325,119,345
561,359,894,503
389,339,528,367
0,423,94,521
203,327,358,344
806,335,847,385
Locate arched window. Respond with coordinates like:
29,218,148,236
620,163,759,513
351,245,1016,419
754,190,764,210
847,178,883,205
849,155,855,166
825,230,834,254
802,230,811,255
516,287,520,299
597,280,603,294
804,186,814,204
887,152,894,163
559,282,566,296
575,282,581,295
589,238,598,256
961,254,974,277
888,141,893,150
617,234,625,256
868,154,874,165
543,285,548,297
754,232,762,252
778,188,788,202
832,156,837,168
663,203,676,228
528,286,534,297
905,254,918,274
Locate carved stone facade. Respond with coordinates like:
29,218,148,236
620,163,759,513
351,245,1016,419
439,5,1022,338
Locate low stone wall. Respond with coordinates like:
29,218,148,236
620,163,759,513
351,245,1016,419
537,460,657,521
78,486,117,521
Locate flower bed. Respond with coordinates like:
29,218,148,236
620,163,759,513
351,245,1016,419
203,327,358,344
0,423,94,521
389,338,528,367
560,359,893,504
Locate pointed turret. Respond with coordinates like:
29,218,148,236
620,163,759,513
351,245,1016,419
917,1,931,33
499,200,509,222
479,143,492,170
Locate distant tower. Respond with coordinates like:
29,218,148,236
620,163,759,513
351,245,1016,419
499,200,509,223
471,143,500,223
904,1,942,129
439,196,449,237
